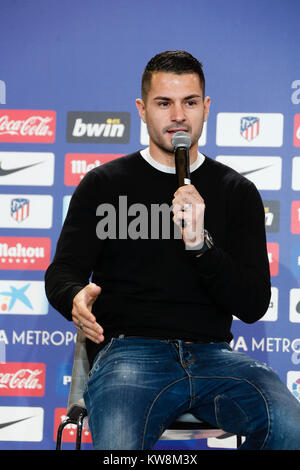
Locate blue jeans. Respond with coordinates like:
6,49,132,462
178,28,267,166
83,337,300,450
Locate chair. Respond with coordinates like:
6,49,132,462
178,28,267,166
56,332,242,450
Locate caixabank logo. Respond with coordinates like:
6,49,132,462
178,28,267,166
66,112,130,143
0,280,48,315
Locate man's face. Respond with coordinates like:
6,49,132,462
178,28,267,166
136,72,210,156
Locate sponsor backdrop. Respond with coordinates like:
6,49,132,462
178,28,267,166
0,0,299,450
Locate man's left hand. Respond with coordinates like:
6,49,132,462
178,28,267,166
172,184,205,248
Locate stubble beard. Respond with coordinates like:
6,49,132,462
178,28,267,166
150,127,201,156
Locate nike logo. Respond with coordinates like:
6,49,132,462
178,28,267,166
0,415,33,429
240,165,272,177
0,161,43,177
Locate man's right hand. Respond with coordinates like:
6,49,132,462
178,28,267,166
72,283,104,344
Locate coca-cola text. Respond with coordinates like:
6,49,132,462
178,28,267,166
0,362,45,396
0,110,56,143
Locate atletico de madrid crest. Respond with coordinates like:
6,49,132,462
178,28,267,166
11,198,30,222
240,116,260,141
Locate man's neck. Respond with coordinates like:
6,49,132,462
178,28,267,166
140,147,205,175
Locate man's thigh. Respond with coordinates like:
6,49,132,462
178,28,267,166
83,338,191,450
188,343,300,449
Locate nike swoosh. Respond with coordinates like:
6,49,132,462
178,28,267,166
0,415,33,429
0,161,43,177
241,165,271,176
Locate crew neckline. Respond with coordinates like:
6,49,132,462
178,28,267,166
140,147,205,174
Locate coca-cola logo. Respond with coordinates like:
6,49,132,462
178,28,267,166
0,362,46,396
0,236,51,270
0,110,56,143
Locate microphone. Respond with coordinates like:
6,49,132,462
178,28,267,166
171,131,192,188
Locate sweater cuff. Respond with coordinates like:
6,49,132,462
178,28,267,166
63,285,85,320
187,245,224,281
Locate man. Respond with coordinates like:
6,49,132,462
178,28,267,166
45,51,300,450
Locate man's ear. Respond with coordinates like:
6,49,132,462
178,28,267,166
203,96,211,122
136,98,146,123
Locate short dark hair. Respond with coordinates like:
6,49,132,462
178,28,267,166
141,50,205,101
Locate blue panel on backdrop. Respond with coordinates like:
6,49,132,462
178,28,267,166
56,363,73,397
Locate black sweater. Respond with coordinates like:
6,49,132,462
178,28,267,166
45,151,271,366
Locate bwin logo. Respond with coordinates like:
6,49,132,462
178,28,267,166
67,111,130,143
0,80,6,104
73,118,125,138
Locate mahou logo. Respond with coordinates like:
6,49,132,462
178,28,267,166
54,408,92,443
0,110,56,143
64,153,124,186
0,362,46,396
0,237,51,270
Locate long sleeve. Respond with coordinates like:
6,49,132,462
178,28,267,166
45,152,272,367
189,177,271,323
45,169,105,320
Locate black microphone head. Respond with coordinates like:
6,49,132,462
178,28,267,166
171,131,192,149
